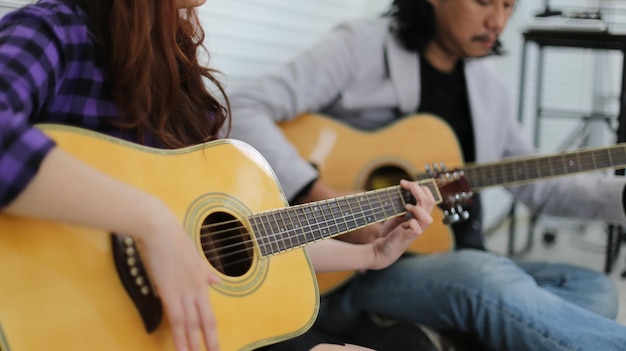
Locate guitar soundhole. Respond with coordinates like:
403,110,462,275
364,166,412,190
201,211,253,277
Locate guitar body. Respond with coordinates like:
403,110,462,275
0,126,317,351
280,113,462,293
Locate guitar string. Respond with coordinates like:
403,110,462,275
195,176,456,244
199,200,407,271
200,197,398,253
198,153,622,272
198,152,626,268
373,154,625,186
195,178,461,269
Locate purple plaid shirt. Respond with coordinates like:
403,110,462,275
0,0,145,208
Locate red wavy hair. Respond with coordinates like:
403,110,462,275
72,0,230,148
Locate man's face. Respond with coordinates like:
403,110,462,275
428,0,516,58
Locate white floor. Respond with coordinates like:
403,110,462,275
485,212,626,325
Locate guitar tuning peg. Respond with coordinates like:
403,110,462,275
440,162,447,172
457,205,470,221
442,207,460,224
442,205,471,224
424,164,433,177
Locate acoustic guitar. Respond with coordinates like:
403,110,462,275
0,125,459,351
279,112,626,294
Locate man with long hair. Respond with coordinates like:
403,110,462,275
229,0,626,350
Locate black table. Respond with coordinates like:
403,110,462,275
514,29,626,274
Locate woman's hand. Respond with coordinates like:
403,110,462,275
307,179,436,273
367,179,436,270
133,203,221,351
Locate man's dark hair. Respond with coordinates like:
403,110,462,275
384,0,504,55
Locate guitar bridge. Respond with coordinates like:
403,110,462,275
111,234,163,333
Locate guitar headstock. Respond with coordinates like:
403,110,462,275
426,164,473,225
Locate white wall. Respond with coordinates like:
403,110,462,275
199,0,392,91
493,0,622,154
0,0,32,16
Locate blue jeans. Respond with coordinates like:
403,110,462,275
316,249,624,351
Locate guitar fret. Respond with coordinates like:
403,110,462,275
574,152,583,172
329,201,348,233
538,157,552,178
391,188,406,214
283,208,302,247
563,156,576,174
249,217,269,256
377,190,393,219
324,201,345,233
476,166,485,188
353,195,369,228
550,155,564,176
293,208,308,246
262,215,280,254
473,165,485,188
489,165,503,186
533,158,542,179
591,150,613,168
294,207,311,247
269,212,288,252
517,160,528,181
312,204,332,239
505,162,516,183
336,199,352,234
317,202,336,237
577,150,594,172
609,145,626,166
564,155,581,174
277,211,295,249
341,199,358,230
363,193,380,223
524,158,538,180
488,165,497,187
304,206,322,242
268,212,285,250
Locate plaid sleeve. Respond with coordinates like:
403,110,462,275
0,10,63,208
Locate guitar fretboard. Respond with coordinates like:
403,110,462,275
465,143,626,189
249,179,440,256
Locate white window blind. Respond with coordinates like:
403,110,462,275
0,0,32,16
198,0,392,91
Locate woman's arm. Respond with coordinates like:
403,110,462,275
4,148,221,351
306,180,435,273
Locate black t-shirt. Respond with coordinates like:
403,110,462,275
416,56,484,250
417,55,476,162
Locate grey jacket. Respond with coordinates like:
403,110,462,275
228,17,626,224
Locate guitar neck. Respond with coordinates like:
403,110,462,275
250,179,441,256
464,143,626,190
